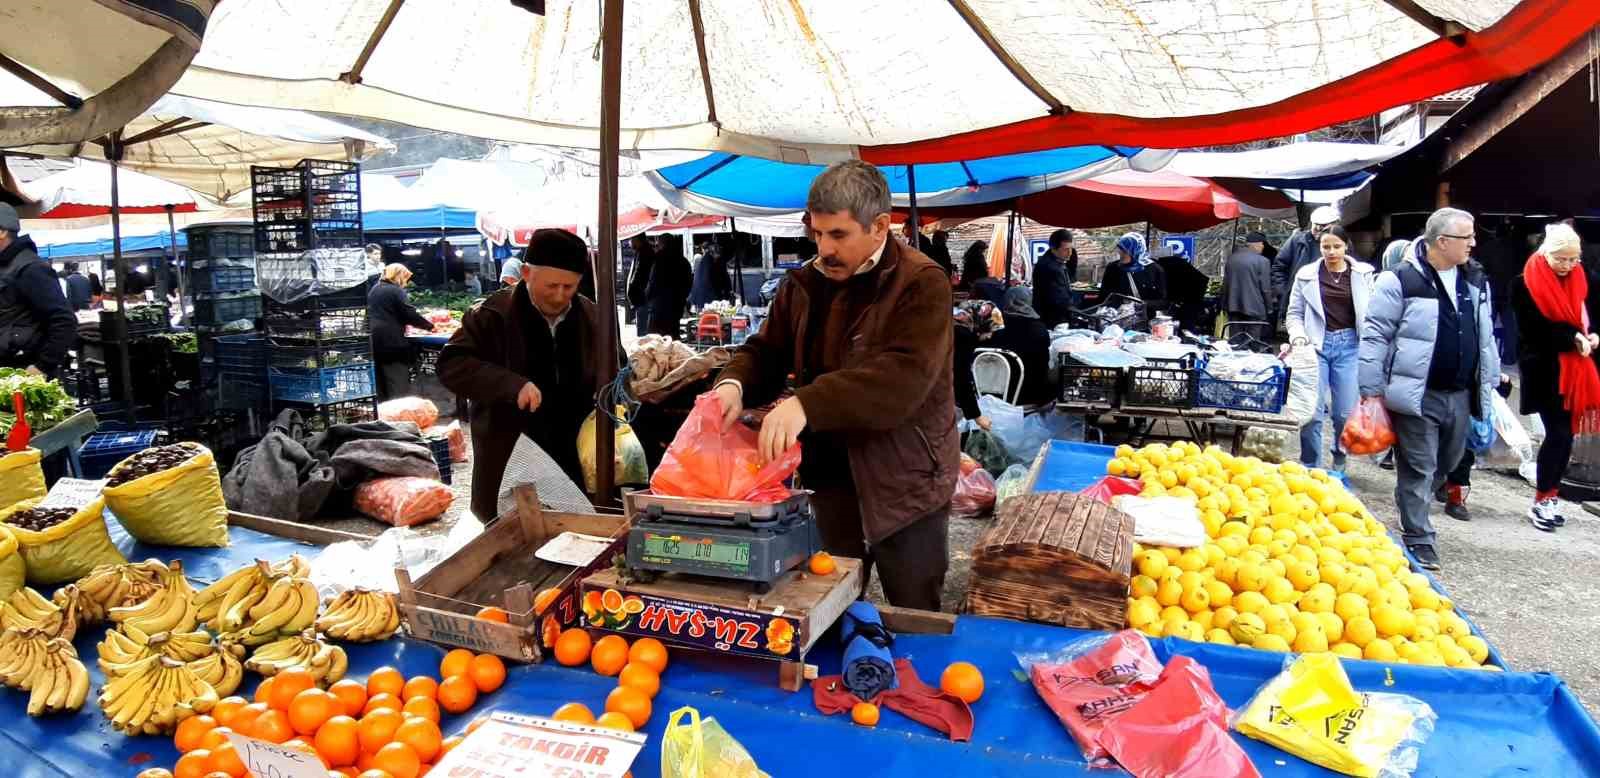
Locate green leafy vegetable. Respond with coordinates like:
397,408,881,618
0,369,76,434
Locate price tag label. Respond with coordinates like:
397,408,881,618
37,477,105,509
430,712,645,778
224,733,326,778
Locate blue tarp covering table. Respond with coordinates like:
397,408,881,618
3,500,1598,776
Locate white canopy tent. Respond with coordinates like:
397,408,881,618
23,161,202,216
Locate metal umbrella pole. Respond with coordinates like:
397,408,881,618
106,140,135,420
168,204,187,325
906,164,919,253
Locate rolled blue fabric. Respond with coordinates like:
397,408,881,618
840,601,896,700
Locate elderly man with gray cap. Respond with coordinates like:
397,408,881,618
0,203,74,379
1273,206,1342,324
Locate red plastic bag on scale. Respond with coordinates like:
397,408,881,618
1340,397,1397,456
650,392,801,501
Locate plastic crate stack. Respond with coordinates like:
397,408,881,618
252,158,376,428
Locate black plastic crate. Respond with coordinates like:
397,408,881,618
186,226,254,260
277,397,378,432
1057,356,1123,407
215,371,268,411
426,436,452,484
265,307,369,344
188,261,256,294
1196,362,1291,414
210,334,266,373
303,159,360,192
100,306,169,341
269,339,371,371
1122,359,1197,408
254,221,363,254
192,294,262,328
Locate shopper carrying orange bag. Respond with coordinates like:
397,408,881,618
1340,397,1396,456
650,391,800,501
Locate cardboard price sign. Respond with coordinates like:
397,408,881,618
431,713,646,778
37,477,105,509
224,732,326,777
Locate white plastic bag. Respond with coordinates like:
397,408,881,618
1282,345,1320,427
995,464,1030,508
1483,394,1538,484
310,512,484,599
1110,495,1207,548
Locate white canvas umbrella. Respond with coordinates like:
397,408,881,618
0,1,215,147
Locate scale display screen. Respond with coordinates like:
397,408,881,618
642,533,750,570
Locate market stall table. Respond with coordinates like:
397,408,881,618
3,495,1596,775
1059,401,1301,455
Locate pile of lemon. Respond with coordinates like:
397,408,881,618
1115,441,1495,669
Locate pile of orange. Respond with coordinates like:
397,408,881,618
547,633,669,734
166,647,509,778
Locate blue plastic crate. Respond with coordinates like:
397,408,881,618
80,429,159,479
268,363,374,405
1196,361,1290,414
193,294,262,328
189,262,256,294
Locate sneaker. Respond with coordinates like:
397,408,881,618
1379,451,1396,470
1528,500,1560,532
1444,485,1470,521
1445,502,1471,521
1407,544,1441,571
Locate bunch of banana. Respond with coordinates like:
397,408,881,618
0,628,53,689
316,589,400,643
195,556,313,632
185,650,244,697
245,629,348,685
1,587,77,640
99,626,220,676
23,637,90,716
69,562,166,625
108,560,198,635
98,654,219,736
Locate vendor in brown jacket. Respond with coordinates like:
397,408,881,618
715,160,958,610
439,229,605,520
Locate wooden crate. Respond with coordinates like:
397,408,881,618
394,485,628,662
963,491,1134,631
582,555,863,691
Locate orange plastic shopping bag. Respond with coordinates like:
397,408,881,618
649,392,801,501
1340,397,1397,456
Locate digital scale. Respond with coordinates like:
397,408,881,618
625,491,820,592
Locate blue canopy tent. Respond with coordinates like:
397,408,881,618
36,230,186,259
362,205,478,232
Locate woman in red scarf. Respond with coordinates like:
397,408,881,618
1510,223,1600,531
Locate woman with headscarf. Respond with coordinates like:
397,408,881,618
956,241,1007,308
1511,223,1600,531
1100,232,1146,301
369,263,435,400
988,286,1055,407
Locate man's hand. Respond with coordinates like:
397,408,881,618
516,382,543,412
759,395,807,463
714,381,743,431
976,415,992,432
23,365,41,377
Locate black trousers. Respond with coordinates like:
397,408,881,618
1537,407,1575,493
809,486,949,611
375,358,414,401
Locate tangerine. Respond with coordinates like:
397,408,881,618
198,726,236,752
252,709,296,743
809,552,836,576
174,714,218,753
533,587,560,615
594,711,635,732
174,750,212,778
604,686,652,729
469,654,506,693
554,629,593,666
270,669,317,712
329,679,369,718
939,662,985,704
401,676,438,701
552,702,596,724
210,697,248,728
227,704,268,740
366,667,406,699
440,649,475,679
438,674,478,714
591,635,629,676
204,741,247,777
402,695,441,723
617,663,660,698
476,607,509,623
281,737,327,767
372,742,422,778
289,688,341,735
394,716,443,762
358,708,405,753
363,693,403,716
851,702,879,727
314,715,361,767
627,638,669,674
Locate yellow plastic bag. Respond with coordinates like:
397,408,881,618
1234,655,1436,777
0,448,46,510
0,497,125,584
579,409,649,493
661,706,769,778
103,442,230,547
0,525,24,601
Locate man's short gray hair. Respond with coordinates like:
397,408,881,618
1423,207,1474,245
807,160,890,230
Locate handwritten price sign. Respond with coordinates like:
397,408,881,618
224,733,325,778
431,712,646,778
